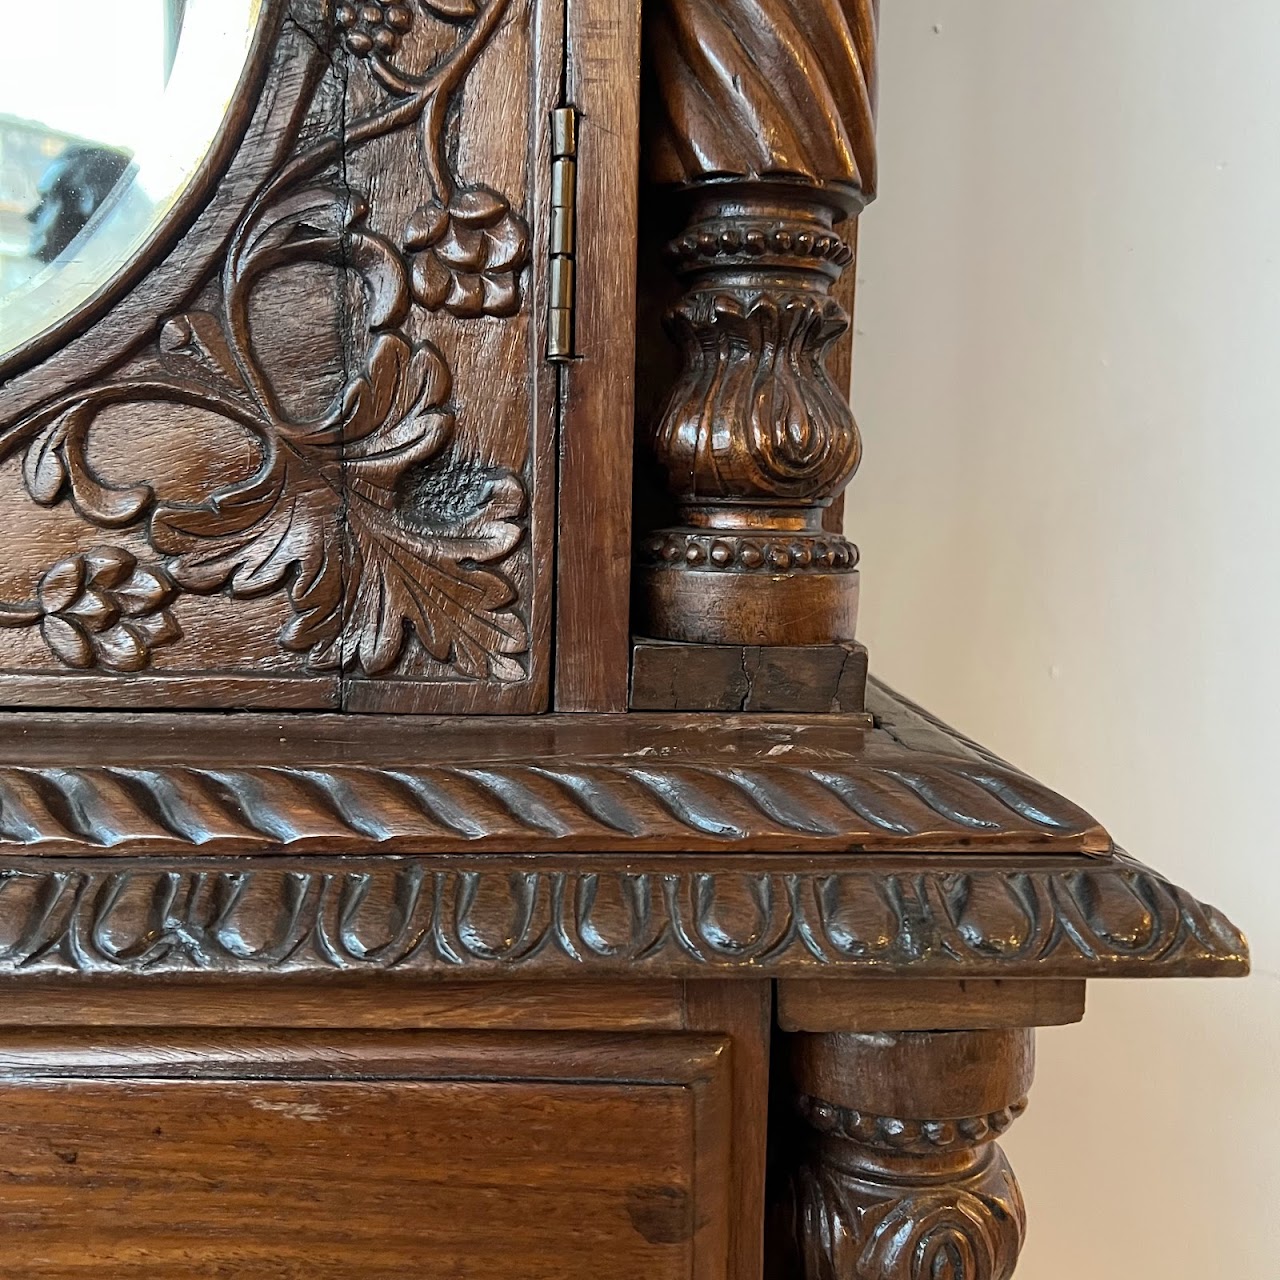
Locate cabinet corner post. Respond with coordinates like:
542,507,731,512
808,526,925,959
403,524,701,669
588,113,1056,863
770,1028,1033,1280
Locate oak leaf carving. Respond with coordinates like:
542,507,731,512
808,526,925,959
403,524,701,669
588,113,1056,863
1,0,528,684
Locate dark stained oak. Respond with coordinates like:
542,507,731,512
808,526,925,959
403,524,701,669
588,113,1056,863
0,0,559,712
633,0,878,646
0,682,1114,856
0,979,690,1031
0,1,1250,1276
775,1028,1032,1280
776,979,1087,1033
631,639,869,713
685,982,773,1280
0,851,1245,981
554,0,644,711
0,695,1245,990
0,1030,736,1279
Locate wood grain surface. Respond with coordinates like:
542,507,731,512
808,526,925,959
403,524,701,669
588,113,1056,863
0,5,1252,1279
0,700,1111,855
0,851,1245,980
776,978,1087,1033
777,1025,1030,1280
0,979,689,1031
0,1030,734,1279
0,0,558,713
633,0,877,645
554,0,643,710
631,640,868,713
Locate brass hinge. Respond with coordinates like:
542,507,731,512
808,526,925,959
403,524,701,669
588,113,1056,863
547,105,578,361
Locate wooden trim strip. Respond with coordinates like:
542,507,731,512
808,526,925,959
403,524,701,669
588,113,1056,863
0,852,1245,980
553,0,643,709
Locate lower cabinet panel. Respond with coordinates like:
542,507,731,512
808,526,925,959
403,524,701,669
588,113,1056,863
0,1032,733,1280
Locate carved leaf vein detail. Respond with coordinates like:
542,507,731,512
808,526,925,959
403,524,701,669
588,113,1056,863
1,0,531,681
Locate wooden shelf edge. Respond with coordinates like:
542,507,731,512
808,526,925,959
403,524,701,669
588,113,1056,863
0,691,1111,858
0,849,1246,984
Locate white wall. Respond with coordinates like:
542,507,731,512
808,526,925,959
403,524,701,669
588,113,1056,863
851,4,1280,1276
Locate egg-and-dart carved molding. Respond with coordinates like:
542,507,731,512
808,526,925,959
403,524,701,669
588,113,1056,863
0,853,1246,979
0,0,530,683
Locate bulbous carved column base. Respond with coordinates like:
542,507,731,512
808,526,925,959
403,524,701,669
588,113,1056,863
636,183,863,646
774,1030,1034,1280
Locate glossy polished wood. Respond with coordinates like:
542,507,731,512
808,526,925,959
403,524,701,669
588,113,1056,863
778,1029,1032,1280
0,2,1250,1276
0,1029,736,1279
634,0,878,645
0,0,560,712
0,691,1113,857
0,689,1245,989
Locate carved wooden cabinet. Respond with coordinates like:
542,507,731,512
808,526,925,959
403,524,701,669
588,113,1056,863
0,2,1246,1277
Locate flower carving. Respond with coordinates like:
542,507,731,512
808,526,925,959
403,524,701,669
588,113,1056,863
0,548,181,673
147,184,527,680
0,0,530,685
405,188,529,318
337,1,414,57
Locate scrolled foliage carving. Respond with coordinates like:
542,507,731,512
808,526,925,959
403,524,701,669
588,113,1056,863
0,0,531,681
793,1153,1026,1280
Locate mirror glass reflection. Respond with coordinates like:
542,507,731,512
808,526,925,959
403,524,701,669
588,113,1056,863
0,0,263,358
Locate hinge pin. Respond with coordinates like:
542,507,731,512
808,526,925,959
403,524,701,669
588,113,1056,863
548,106,579,361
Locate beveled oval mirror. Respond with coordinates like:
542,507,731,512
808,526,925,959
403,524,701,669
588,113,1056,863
0,0,263,359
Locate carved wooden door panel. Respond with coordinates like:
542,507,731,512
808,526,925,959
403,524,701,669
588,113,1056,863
0,0,561,713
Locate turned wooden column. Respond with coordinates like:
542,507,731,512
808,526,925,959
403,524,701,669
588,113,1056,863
777,1029,1033,1280
636,0,879,645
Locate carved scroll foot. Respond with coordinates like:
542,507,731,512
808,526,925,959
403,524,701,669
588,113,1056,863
777,1029,1034,1280
636,183,863,645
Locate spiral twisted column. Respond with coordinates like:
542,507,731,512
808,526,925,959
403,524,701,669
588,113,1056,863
776,1030,1033,1280
636,0,878,644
